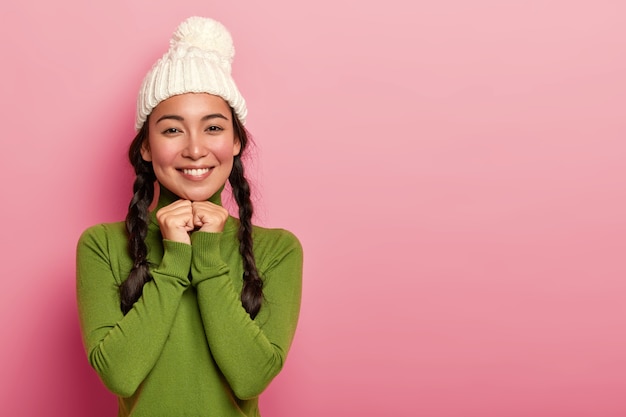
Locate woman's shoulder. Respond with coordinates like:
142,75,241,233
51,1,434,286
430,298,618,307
227,216,301,250
78,221,127,248
250,225,303,307
250,224,303,271
252,224,301,249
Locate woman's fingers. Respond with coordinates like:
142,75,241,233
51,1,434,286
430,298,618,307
155,200,229,242
191,201,229,233
156,200,194,244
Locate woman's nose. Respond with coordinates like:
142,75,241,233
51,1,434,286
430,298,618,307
182,134,209,159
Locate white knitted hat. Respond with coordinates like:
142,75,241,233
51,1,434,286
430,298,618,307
135,17,247,130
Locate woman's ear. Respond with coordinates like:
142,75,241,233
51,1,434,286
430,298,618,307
233,137,242,157
140,141,152,162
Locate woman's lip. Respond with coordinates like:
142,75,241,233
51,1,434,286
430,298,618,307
178,167,213,180
181,167,211,175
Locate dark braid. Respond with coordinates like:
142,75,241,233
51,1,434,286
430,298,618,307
120,123,156,314
231,114,264,319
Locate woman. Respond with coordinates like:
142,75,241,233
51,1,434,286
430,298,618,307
76,17,302,416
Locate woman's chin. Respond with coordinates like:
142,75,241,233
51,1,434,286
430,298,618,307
182,191,217,202
164,185,219,202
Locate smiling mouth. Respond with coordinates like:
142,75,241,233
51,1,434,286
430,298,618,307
181,168,211,176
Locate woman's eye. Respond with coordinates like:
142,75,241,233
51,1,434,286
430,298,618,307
206,126,223,132
162,128,181,134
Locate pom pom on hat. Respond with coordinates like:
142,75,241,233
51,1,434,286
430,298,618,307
171,17,235,63
135,16,247,130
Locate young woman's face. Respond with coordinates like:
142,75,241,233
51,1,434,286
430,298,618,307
142,93,241,202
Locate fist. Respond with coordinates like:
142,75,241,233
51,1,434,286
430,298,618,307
157,200,229,244
191,201,229,233
155,200,194,244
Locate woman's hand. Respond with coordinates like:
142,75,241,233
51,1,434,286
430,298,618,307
192,201,229,233
156,200,195,244
157,200,229,243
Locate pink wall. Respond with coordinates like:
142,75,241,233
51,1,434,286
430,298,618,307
1,1,624,416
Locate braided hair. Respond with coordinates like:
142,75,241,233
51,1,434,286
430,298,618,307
120,123,155,314
230,114,263,318
119,110,263,318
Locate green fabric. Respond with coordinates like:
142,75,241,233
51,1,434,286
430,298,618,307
76,187,303,416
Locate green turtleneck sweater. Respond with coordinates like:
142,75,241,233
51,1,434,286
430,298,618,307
76,187,302,416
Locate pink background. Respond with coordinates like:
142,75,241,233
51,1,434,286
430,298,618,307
1,1,625,416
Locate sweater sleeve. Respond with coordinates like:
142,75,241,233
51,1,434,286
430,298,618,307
76,224,192,398
189,229,303,400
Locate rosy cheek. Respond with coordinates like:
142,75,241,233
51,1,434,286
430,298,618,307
150,144,178,164
211,142,237,160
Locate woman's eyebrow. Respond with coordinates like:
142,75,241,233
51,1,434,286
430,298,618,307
155,114,184,124
155,113,229,124
201,113,229,121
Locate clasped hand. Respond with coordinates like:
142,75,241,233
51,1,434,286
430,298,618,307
156,200,229,244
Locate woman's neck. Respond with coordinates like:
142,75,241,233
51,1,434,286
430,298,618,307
153,183,224,212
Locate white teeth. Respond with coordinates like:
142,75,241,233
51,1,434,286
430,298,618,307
183,168,210,176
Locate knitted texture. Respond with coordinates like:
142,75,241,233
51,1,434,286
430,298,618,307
76,187,303,416
135,17,247,130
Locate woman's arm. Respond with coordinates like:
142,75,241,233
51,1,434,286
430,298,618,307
76,223,192,397
189,229,303,400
